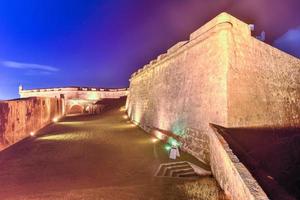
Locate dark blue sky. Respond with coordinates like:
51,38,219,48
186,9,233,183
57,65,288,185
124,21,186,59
0,0,299,99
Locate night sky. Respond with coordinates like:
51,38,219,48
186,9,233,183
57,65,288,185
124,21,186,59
0,0,299,99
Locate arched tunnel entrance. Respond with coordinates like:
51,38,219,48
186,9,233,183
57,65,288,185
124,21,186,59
68,104,84,115
66,99,101,115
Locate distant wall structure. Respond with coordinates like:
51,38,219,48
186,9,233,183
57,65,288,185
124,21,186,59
0,86,127,150
0,97,64,150
126,12,300,200
19,86,128,114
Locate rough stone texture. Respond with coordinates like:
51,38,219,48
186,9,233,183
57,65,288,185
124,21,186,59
0,97,64,150
227,35,300,127
181,128,210,164
127,13,231,138
124,12,300,199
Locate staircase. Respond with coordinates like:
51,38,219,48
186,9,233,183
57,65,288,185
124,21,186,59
154,161,211,179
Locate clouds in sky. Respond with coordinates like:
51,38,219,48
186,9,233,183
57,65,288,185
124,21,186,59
1,60,59,74
273,27,300,58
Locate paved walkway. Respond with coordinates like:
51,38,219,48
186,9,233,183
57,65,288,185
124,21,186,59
0,104,222,200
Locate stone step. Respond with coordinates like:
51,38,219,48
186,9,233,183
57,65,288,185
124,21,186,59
178,172,199,178
155,162,190,176
171,168,195,177
155,161,207,180
165,165,193,176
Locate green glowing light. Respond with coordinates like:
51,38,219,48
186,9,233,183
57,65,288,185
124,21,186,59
165,145,171,151
167,137,180,147
171,140,178,146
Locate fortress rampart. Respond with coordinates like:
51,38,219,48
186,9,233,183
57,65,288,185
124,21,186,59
126,12,300,199
19,86,128,100
0,86,128,150
19,86,128,114
0,97,64,150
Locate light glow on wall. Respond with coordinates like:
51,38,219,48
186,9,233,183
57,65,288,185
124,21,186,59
167,137,180,147
133,109,143,124
165,144,171,151
30,132,35,137
53,117,59,122
119,106,126,112
87,92,99,100
151,138,158,143
154,130,166,140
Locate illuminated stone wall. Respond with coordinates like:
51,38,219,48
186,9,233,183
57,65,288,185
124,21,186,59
127,13,251,160
19,86,128,101
227,34,300,127
19,87,128,114
125,12,300,199
0,97,64,150
127,13,234,142
127,11,300,159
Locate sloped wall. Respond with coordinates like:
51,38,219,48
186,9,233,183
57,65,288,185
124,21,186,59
0,97,65,150
126,13,234,147
227,34,300,127
126,13,282,200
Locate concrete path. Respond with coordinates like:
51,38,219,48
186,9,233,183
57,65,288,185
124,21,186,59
0,104,222,200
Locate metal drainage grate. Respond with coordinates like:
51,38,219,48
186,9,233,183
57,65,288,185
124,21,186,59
154,161,210,179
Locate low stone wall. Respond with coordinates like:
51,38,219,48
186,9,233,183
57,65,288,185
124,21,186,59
0,97,65,150
130,119,267,200
209,124,268,200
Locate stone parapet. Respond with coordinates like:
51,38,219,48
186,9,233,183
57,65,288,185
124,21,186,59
210,124,269,200
0,97,65,150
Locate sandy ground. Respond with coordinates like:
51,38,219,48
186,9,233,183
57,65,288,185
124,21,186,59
0,105,223,200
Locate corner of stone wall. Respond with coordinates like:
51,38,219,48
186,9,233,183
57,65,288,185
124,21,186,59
190,12,251,41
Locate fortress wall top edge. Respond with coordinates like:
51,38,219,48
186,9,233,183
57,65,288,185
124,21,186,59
130,12,252,80
20,87,128,94
190,12,251,40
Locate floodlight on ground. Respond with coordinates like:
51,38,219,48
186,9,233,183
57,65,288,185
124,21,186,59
165,145,171,151
151,138,158,143
154,131,165,140
53,117,59,123
119,107,126,112
30,132,35,137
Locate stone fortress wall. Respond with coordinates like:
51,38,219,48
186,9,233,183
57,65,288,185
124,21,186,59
126,12,300,200
0,97,64,150
19,86,128,114
19,86,128,100
0,86,128,150
227,29,300,127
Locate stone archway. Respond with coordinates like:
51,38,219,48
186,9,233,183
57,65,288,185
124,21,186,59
68,104,84,115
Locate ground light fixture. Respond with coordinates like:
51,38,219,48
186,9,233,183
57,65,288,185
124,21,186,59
171,140,178,147
53,117,59,122
165,145,171,151
30,132,35,137
151,138,159,143
167,137,180,147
